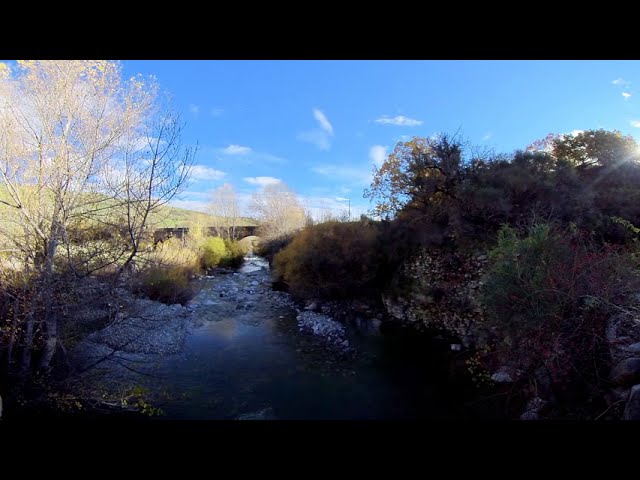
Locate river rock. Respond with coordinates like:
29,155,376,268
237,407,277,420
520,397,547,420
304,301,319,311
623,385,640,420
491,366,514,383
610,358,640,386
296,311,351,352
622,343,640,355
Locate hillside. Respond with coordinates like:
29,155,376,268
0,185,259,231
150,205,259,229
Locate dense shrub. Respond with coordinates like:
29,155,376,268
481,223,640,388
218,239,247,269
198,236,227,270
145,237,200,272
135,266,197,305
132,237,200,305
255,233,295,265
273,220,383,301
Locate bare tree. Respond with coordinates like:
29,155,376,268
250,181,305,239
208,183,239,239
0,60,194,371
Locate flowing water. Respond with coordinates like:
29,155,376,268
75,254,467,420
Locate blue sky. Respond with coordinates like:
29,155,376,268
121,60,640,218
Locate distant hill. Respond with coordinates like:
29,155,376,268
0,185,259,231
150,205,259,229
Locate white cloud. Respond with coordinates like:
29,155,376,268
623,92,632,99
481,132,493,141
190,165,226,181
570,129,584,137
243,176,282,186
313,108,334,135
631,120,640,128
189,104,200,116
298,108,335,150
335,197,349,202
613,78,631,86
222,144,252,155
375,115,423,127
211,107,224,117
369,145,388,167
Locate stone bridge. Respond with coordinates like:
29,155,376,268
153,225,259,243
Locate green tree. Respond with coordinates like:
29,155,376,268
550,129,638,169
364,133,466,218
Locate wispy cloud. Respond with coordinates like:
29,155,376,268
481,132,493,141
222,144,252,155
631,120,640,128
612,78,631,86
190,165,226,181
375,115,423,127
298,131,332,150
298,195,368,221
623,92,632,99
243,176,282,187
208,145,286,165
393,134,412,143
254,152,286,164
210,107,224,117
189,104,200,116
313,108,334,135
129,136,165,152
369,145,388,167
312,165,371,185
298,108,335,150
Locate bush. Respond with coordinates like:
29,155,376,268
145,237,200,272
135,266,197,305
218,239,247,269
199,237,227,270
132,237,200,305
255,233,294,265
273,220,383,301
481,223,640,387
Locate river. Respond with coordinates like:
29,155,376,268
71,254,470,420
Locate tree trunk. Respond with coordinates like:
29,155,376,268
20,313,34,372
5,297,19,366
38,316,57,370
38,237,58,371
